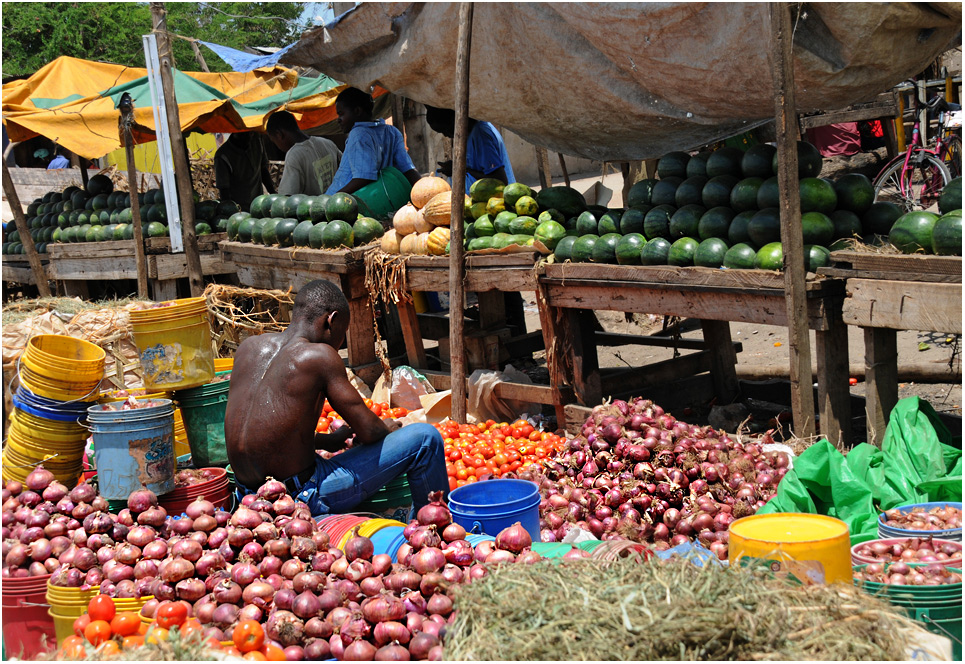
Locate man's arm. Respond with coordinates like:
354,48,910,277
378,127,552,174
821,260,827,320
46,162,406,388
403,168,421,186
337,177,376,195
321,351,394,446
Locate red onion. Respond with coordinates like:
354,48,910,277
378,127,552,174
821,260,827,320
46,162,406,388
412,547,446,575
230,506,263,529
257,477,287,502
25,466,54,492
242,580,275,607
495,522,532,553
292,590,322,619
284,519,314,539
408,632,440,660
416,491,451,529
171,538,203,562
362,593,406,623
231,560,260,586
344,639,377,661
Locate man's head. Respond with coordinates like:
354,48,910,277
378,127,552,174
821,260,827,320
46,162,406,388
335,87,375,134
292,279,351,348
266,111,303,153
424,105,456,139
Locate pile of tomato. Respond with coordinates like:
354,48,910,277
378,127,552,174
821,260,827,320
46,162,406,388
315,398,409,433
437,419,566,491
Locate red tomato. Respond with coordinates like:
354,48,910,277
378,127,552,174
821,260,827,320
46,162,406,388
156,601,188,629
84,620,112,647
233,619,266,653
87,594,116,623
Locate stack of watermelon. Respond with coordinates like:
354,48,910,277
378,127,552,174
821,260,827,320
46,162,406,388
888,177,962,256
226,192,384,250
1,174,236,255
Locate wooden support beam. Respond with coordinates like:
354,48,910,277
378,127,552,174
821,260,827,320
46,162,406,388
770,2,815,438
2,163,51,296
188,39,211,72
815,303,852,448
448,2,473,421
397,301,428,369
569,309,603,407
477,291,506,329
119,96,150,299
700,320,740,403
150,1,204,297
864,327,898,446
599,350,715,397
534,146,552,190
557,153,570,187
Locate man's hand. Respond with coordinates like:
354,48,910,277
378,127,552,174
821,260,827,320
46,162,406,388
384,418,403,434
314,425,353,453
436,160,453,177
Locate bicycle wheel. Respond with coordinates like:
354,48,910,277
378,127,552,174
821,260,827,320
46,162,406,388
873,152,952,212
940,134,962,179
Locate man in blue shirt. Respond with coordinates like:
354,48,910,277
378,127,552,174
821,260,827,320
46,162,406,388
326,88,421,196
424,106,515,188
47,148,70,170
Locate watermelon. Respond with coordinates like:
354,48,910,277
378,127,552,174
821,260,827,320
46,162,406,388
698,207,735,240
591,233,622,264
889,211,939,253
669,205,705,239
261,218,281,246
932,211,963,256
772,141,823,178
755,242,784,270
575,211,600,236
800,211,835,246
668,237,699,267
597,211,622,235
939,177,962,214
195,222,213,236
799,178,838,214
321,219,354,248
494,210,518,234
308,222,328,249
535,220,567,250
227,212,250,241
536,186,587,218
509,216,538,235
833,173,875,214
353,217,385,245
702,175,739,209
862,202,903,236
694,238,729,268
730,177,763,212
146,222,167,238
723,242,758,269
651,177,682,207
571,235,600,263
251,218,268,244
619,208,647,235
237,218,257,242
491,233,513,250
657,152,690,179
643,205,676,240
641,237,672,265
805,244,831,272
538,209,565,225
326,193,358,222
275,218,300,247
705,147,744,178
748,208,781,246
741,144,777,178
829,210,862,241
86,174,114,196
296,197,315,221
756,176,780,209
553,235,579,262
309,195,330,222
686,152,712,178
269,196,289,218
284,194,307,218
675,176,708,208
615,233,645,265
195,200,218,221
627,179,659,208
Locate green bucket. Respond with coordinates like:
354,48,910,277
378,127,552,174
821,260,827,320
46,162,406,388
354,167,412,221
910,605,962,659
357,474,411,512
530,542,574,559
175,371,231,468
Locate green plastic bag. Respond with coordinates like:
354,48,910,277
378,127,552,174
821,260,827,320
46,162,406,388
758,397,962,544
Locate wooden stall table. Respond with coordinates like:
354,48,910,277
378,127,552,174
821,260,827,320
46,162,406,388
825,250,962,445
2,254,49,286
538,263,853,445
46,233,232,300
219,241,380,385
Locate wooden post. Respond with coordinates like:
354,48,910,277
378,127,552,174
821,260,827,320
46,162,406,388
863,327,898,446
2,162,51,296
449,2,474,422
150,1,204,297
770,2,816,438
534,146,552,190
188,40,211,73
118,98,150,299
557,153,570,187
895,91,907,153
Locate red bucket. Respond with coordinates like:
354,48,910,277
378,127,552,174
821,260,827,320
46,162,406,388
159,468,230,515
2,587,56,659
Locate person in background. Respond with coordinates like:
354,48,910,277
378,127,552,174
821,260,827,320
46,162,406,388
47,147,70,170
224,279,448,517
424,105,515,189
266,111,342,196
214,132,275,212
326,87,421,195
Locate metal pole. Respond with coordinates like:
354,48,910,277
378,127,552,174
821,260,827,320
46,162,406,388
449,2,474,422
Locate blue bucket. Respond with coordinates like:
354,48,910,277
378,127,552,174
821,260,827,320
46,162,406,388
370,526,406,561
12,385,90,422
465,533,496,545
448,479,541,541
879,502,962,541
87,399,176,500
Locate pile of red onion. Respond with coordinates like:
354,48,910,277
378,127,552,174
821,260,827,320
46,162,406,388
852,537,962,565
2,466,109,579
530,398,790,560
174,468,224,488
853,562,962,586
881,506,962,532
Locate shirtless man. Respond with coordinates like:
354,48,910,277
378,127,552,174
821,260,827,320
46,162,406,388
224,279,447,515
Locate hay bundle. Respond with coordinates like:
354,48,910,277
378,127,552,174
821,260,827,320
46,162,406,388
364,250,413,306
204,283,293,356
446,558,919,661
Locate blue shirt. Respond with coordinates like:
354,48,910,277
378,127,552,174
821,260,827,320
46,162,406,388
47,155,69,169
465,121,514,189
326,120,415,195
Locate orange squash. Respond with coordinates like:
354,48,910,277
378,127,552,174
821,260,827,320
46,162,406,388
381,228,401,254
427,227,451,256
411,176,451,209
392,204,421,236
421,191,470,227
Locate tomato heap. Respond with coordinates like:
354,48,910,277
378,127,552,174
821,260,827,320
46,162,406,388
315,398,409,433
438,419,566,491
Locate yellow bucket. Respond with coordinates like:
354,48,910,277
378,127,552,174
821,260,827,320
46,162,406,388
356,518,407,539
130,298,215,392
18,366,101,402
98,388,172,404
728,513,852,585
9,411,88,445
172,409,191,458
23,334,106,379
48,609,75,648
214,358,234,372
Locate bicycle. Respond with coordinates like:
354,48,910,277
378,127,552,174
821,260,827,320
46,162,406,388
933,96,962,179
873,82,956,212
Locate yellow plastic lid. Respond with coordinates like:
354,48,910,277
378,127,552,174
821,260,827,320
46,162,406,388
730,513,849,543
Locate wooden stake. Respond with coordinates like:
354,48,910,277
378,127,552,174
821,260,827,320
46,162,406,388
150,1,204,297
557,152,571,187
449,2,474,422
770,2,815,438
118,98,150,299
534,145,552,189
69,153,89,189
189,39,211,73
2,162,51,296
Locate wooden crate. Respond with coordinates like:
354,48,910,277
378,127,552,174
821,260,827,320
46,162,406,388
403,252,540,292
825,250,962,283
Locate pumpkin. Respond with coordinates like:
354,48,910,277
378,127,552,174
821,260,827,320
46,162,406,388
399,231,430,255
393,204,421,236
381,228,401,254
422,191,471,227
411,176,451,209
427,227,451,256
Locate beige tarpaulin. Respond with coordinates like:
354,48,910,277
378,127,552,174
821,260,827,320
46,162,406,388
282,2,962,160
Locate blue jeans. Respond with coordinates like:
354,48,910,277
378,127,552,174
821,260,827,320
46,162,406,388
237,423,447,517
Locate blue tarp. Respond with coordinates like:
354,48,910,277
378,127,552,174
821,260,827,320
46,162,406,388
199,41,298,74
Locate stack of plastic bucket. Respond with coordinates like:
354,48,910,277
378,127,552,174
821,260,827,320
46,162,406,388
46,582,152,647
3,334,105,488
158,468,230,515
356,475,412,514
878,502,963,541
174,370,231,468
2,573,55,659
86,399,176,501
172,409,191,458
129,298,215,392
353,518,406,549
448,479,541,540
854,563,962,659
371,526,407,562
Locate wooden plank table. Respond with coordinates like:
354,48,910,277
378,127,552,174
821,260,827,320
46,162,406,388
45,234,233,300
828,250,962,445
219,241,380,384
2,255,49,286
539,263,853,445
